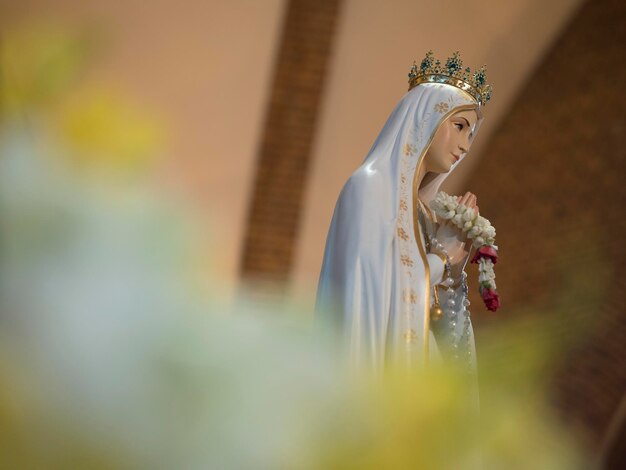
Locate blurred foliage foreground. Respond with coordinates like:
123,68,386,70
0,23,595,469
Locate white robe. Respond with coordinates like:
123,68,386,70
315,83,484,376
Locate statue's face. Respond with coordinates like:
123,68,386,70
424,109,478,174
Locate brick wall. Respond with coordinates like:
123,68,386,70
239,0,342,297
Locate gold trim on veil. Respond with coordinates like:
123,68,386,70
411,104,478,364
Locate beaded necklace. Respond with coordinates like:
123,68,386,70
417,198,474,375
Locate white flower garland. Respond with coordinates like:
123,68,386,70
430,192,496,249
478,258,496,290
430,191,500,301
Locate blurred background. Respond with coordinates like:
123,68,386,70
0,0,624,468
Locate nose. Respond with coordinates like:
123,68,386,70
458,135,470,154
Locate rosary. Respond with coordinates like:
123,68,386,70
416,198,474,374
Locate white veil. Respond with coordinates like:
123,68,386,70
315,83,484,373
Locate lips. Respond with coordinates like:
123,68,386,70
451,153,460,162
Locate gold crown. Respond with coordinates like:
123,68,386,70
408,51,493,106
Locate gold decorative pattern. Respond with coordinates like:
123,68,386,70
403,143,417,156
397,227,410,241
400,254,414,267
434,102,449,113
403,288,418,304
404,329,417,344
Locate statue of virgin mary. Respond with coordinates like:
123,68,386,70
315,52,493,380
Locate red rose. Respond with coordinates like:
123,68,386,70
481,287,500,312
471,245,498,265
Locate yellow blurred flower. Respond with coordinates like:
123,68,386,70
55,85,164,173
0,22,164,175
